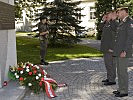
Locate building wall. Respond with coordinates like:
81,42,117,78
79,1,96,30
15,9,32,32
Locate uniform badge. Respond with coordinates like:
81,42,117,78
131,24,133,28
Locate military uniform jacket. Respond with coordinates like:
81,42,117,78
38,22,49,40
100,21,113,53
113,17,133,57
98,21,105,32
110,20,119,50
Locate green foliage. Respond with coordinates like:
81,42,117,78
15,0,46,19
35,0,85,44
123,0,133,16
8,70,16,80
95,0,133,40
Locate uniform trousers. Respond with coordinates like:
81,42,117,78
104,52,116,82
113,57,129,94
40,38,48,61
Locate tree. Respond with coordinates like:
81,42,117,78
36,0,85,44
15,0,46,19
95,0,133,40
15,0,23,18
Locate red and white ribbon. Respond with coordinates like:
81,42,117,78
44,77,57,84
39,66,67,98
44,81,56,98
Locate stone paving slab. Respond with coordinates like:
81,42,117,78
0,80,27,100
22,58,133,100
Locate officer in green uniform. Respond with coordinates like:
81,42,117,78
100,12,116,85
38,16,49,65
112,8,133,97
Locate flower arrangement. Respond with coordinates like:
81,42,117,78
8,62,58,98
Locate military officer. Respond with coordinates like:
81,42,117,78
112,7,133,97
100,11,116,85
38,16,49,65
98,14,107,34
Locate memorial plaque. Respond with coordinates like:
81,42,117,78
0,1,15,30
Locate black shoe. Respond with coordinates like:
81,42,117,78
44,61,49,65
102,79,109,82
113,90,120,94
40,62,45,65
40,61,49,65
115,93,128,97
40,59,49,65
104,82,116,86
40,60,44,65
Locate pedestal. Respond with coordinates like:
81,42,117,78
0,0,16,88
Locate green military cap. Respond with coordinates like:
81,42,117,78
40,16,48,21
116,7,128,13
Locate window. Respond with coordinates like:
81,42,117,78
76,10,81,20
90,7,96,20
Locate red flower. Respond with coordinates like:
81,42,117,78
3,81,7,86
19,77,24,81
28,72,32,75
33,70,37,74
41,71,44,75
41,77,44,81
39,81,42,86
18,67,24,71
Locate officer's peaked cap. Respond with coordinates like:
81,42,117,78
40,16,47,20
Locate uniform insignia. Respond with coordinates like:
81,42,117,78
131,24,133,28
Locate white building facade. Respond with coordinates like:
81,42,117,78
78,0,96,30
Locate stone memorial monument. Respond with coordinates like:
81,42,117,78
0,0,16,88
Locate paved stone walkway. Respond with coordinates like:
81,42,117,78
78,39,101,50
23,58,133,100
22,39,133,100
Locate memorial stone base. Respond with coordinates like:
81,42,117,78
0,0,16,88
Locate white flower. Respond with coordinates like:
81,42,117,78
38,73,41,77
36,76,39,80
11,70,14,72
16,75,19,79
20,71,23,74
28,83,32,86
14,73,17,76
11,68,15,72
44,76,47,78
31,64,33,66
35,65,39,69
26,66,29,69
26,69,30,72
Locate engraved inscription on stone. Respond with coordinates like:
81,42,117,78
0,1,15,30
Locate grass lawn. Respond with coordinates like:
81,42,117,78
17,36,103,64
